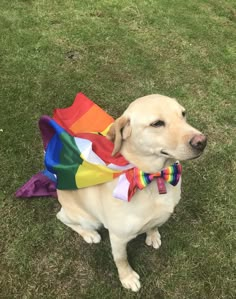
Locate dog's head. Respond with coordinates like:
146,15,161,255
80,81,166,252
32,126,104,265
107,94,207,173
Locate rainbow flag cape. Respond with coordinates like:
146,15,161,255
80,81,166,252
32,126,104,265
15,93,182,201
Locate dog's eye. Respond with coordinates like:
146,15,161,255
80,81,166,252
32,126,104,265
151,120,165,127
182,111,186,117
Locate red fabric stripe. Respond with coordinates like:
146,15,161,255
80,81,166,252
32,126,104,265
53,93,95,130
125,169,137,201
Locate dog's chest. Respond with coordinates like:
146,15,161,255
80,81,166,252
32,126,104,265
121,180,182,235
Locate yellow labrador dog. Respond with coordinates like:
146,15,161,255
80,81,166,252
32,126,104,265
56,94,207,292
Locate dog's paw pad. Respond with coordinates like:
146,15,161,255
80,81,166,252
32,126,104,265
145,231,161,249
82,231,101,244
121,271,141,292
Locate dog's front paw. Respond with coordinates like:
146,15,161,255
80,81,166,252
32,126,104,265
82,230,101,244
120,270,141,292
145,230,161,249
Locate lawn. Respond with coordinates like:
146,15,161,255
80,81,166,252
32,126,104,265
0,0,235,298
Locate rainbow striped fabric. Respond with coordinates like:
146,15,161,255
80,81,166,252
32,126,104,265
42,93,133,190
16,93,182,202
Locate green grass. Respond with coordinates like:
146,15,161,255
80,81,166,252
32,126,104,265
0,0,235,298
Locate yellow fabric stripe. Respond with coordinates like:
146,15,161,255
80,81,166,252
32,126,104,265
75,155,121,188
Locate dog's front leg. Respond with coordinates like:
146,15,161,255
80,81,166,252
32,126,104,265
109,233,141,292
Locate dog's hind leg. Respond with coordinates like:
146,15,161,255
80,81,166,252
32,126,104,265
57,208,101,244
110,233,141,292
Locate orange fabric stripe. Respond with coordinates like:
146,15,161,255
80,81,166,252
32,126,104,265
70,105,114,134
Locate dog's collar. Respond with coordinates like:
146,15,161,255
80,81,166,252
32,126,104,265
113,162,182,201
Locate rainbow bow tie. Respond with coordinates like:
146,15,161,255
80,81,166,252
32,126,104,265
134,162,182,193
113,163,182,201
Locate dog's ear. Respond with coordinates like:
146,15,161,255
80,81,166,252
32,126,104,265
107,116,131,156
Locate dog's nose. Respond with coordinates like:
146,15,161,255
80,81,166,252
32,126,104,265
189,134,207,151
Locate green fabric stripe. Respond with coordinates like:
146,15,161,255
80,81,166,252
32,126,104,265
54,132,83,189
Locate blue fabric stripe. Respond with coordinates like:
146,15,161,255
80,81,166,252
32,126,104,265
45,133,63,172
44,119,65,172
49,119,66,135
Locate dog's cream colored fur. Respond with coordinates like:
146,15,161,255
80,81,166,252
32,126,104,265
56,94,206,292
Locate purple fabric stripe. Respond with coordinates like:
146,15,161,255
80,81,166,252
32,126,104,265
15,171,57,198
38,116,56,150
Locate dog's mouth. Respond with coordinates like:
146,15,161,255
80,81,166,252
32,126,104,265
186,152,202,160
160,150,172,157
160,149,203,161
